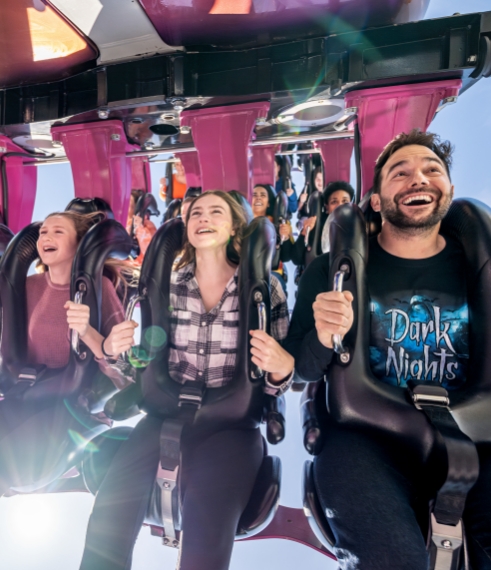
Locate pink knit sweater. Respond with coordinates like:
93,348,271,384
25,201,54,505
26,272,124,369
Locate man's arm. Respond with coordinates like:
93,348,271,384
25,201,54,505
284,254,334,381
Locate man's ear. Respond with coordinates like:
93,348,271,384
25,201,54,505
371,192,381,212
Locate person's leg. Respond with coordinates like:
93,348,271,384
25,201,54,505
79,415,162,570
313,426,430,570
464,443,491,570
178,428,264,570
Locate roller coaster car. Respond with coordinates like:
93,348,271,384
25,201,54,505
302,198,491,570
95,215,286,545
0,218,132,494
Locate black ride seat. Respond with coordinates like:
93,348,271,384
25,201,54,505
301,199,491,569
99,214,286,546
0,217,132,493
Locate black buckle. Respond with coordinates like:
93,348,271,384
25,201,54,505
17,367,45,386
409,383,450,410
178,382,204,409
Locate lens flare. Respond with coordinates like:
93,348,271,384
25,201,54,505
68,429,98,452
144,326,167,349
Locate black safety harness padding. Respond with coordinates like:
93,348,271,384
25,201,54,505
409,393,480,527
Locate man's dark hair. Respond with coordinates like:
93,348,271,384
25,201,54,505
323,180,355,205
372,129,454,194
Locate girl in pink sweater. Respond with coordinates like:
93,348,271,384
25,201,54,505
0,211,137,495
31,211,137,367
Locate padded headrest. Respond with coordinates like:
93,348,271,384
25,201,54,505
358,191,382,237
66,197,115,220
307,191,322,216
0,224,14,257
229,190,254,224
272,191,288,225
163,199,182,223
135,192,160,217
184,187,202,199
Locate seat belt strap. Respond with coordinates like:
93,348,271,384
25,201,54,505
157,379,205,545
410,384,479,570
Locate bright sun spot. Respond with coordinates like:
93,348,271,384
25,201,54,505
9,495,59,542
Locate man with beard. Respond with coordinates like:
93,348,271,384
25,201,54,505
285,130,490,569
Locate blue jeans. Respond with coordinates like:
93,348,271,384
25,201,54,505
313,422,491,570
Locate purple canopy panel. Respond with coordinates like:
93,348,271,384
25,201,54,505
345,79,462,197
138,0,430,47
180,102,270,199
131,157,152,194
315,139,354,186
51,121,138,224
252,145,279,189
176,152,202,188
0,136,38,232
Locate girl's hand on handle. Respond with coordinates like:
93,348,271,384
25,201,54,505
65,301,91,338
103,321,139,358
249,330,294,383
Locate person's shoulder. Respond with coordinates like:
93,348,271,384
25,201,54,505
26,272,46,289
305,253,330,277
144,219,157,232
101,275,118,295
270,273,287,303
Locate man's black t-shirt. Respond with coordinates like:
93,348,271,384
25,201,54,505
368,237,468,390
284,235,469,388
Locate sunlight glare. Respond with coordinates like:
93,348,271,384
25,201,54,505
10,495,59,542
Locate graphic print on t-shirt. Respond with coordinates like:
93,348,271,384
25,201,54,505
369,291,469,390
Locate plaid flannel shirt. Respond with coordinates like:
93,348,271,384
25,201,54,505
168,263,289,388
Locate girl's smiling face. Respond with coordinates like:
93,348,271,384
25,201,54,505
37,215,78,268
187,194,234,251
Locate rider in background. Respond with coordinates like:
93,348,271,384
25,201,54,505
320,181,355,253
252,184,293,291
275,155,298,215
288,181,354,270
298,164,324,216
159,160,187,204
78,191,294,570
126,189,157,266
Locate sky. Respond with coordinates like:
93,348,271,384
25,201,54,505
0,1,490,569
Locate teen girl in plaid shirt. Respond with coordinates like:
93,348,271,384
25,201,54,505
79,191,294,570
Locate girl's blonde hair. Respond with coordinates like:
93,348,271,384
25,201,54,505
176,191,247,269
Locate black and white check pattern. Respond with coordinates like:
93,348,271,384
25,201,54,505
168,263,289,388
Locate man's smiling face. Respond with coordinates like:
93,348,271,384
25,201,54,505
371,144,454,232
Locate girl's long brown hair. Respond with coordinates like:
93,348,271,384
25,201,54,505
176,191,247,269
36,211,137,295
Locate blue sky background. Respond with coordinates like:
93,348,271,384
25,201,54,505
0,1,490,568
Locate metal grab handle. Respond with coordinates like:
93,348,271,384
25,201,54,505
71,283,87,360
304,225,311,247
252,291,267,379
123,292,146,363
279,217,288,243
332,268,350,363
